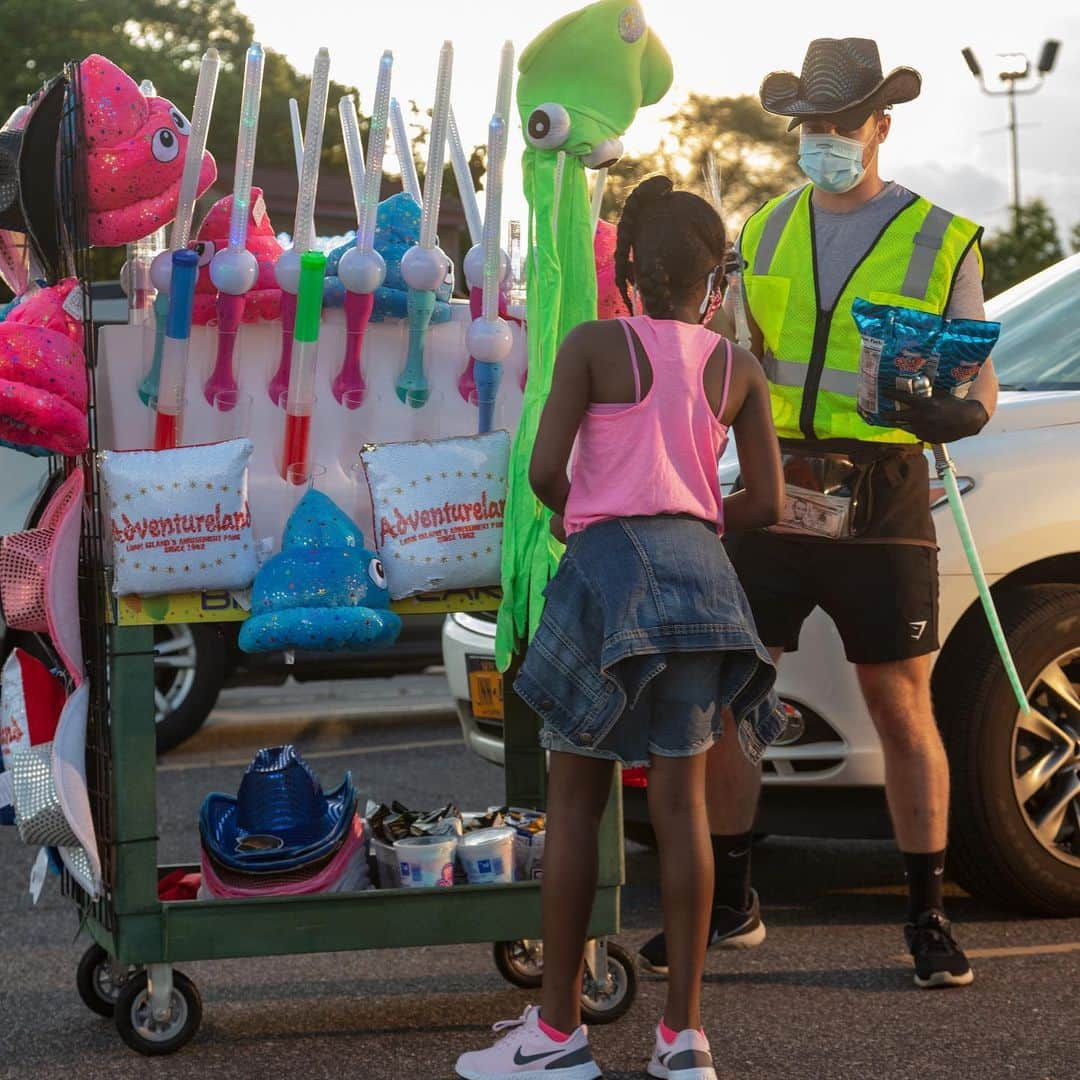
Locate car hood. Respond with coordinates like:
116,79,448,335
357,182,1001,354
981,390,1080,434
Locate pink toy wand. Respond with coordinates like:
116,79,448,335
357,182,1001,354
332,58,392,406
205,43,265,406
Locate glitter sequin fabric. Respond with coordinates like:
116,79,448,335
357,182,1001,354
323,192,454,322
81,53,217,247
191,188,283,325
238,489,401,654
0,278,87,455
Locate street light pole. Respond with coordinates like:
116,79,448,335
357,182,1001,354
961,40,1061,237
1007,79,1020,233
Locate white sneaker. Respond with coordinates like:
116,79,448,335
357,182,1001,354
455,1006,602,1080
647,1024,718,1080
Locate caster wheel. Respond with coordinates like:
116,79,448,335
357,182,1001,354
76,944,139,1018
114,970,202,1055
494,939,544,989
580,941,637,1025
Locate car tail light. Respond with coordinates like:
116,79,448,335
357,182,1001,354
622,767,648,788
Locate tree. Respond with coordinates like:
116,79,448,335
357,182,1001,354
981,199,1064,298
602,93,802,237
2,0,358,172
1070,221,1080,256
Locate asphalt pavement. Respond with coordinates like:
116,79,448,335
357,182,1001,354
1,674,1078,1079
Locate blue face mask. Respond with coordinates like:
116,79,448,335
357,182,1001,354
798,133,866,194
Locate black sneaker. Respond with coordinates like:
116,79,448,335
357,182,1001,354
904,909,974,989
639,889,767,977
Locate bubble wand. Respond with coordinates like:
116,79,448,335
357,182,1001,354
466,114,513,433
153,250,199,449
268,96,311,405
704,153,750,347
272,46,331,418
150,49,221,295
334,54,394,407
281,252,328,480
204,42,265,407
457,41,514,410
390,98,422,205
398,42,453,409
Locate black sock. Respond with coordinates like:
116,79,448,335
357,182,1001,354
902,850,947,921
711,832,753,912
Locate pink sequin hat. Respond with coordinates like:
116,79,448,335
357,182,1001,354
80,54,217,247
0,278,88,456
191,188,283,325
0,467,85,685
595,218,631,321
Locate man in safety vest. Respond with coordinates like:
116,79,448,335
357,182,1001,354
639,38,998,989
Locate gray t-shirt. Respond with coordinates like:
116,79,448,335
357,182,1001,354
741,181,985,318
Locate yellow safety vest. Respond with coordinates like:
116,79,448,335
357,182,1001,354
740,185,983,444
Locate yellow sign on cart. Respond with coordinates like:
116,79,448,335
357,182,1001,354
115,586,502,626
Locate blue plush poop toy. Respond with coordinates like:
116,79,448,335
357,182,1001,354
238,490,402,654
323,192,454,322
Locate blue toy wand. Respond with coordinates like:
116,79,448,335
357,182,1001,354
398,42,454,409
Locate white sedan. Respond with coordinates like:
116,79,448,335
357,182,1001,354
443,253,1080,916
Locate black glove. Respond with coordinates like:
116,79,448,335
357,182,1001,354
881,388,989,444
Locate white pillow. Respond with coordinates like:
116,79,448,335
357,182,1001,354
361,432,510,599
101,439,257,596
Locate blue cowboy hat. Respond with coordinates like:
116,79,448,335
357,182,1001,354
199,746,356,871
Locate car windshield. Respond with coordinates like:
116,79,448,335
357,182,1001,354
987,253,1080,392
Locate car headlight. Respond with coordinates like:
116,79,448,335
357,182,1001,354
929,476,975,510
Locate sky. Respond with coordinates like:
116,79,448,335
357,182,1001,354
237,0,1080,242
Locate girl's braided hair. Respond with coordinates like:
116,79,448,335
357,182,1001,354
614,174,726,319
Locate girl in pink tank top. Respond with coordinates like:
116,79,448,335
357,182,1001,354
460,178,785,1080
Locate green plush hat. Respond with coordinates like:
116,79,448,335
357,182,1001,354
496,2,672,669
518,0,673,162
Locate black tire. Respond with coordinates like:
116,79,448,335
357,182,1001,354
933,584,1080,916
493,940,544,989
154,623,226,753
114,970,202,1055
580,941,637,1025
76,944,138,1018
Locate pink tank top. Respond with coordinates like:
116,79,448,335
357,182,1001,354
563,316,733,536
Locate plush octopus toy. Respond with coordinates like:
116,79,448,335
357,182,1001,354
496,0,672,668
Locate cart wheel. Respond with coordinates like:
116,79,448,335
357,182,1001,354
114,970,202,1055
580,941,636,1025
76,944,139,1018
493,939,544,989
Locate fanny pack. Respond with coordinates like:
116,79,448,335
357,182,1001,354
768,448,874,539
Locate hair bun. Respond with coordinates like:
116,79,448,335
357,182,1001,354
626,174,673,212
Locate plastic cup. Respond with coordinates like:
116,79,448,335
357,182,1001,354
339,387,366,469
212,390,253,441
394,834,457,888
371,837,401,888
457,826,516,885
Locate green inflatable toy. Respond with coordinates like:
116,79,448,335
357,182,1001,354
496,1,673,669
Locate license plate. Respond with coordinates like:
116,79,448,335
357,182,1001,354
467,655,504,720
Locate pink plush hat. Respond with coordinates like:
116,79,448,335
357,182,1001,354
595,218,631,320
0,279,88,455
80,54,217,247
0,467,85,685
191,189,283,325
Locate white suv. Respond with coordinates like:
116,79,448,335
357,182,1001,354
443,254,1080,917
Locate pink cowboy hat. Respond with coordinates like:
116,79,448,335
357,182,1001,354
80,54,217,247
0,467,85,684
0,279,88,456
191,189,283,325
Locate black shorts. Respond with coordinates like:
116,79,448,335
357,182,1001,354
727,532,940,665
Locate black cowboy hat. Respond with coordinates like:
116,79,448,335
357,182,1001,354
760,38,921,131
0,75,67,284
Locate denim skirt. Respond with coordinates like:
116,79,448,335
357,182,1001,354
513,516,786,767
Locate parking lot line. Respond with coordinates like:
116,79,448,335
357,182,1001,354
893,941,1080,963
